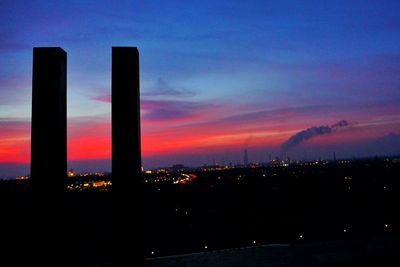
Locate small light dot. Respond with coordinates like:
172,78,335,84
299,235,303,239
151,251,155,255
385,224,389,228
252,240,256,244
343,229,347,233
204,245,208,249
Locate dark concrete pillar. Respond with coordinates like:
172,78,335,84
112,47,143,265
30,47,67,266
112,47,141,197
31,47,67,194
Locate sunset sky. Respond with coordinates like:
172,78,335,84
1,1,400,177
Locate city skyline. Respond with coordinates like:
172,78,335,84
1,1,400,177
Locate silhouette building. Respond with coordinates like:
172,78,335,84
244,149,249,166
30,47,67,266
112,46,141,198
112,47,143,266
31,47,67,194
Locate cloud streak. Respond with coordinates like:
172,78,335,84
143,78,195,97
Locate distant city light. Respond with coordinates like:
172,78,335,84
67,169,76,177
15,176,29,180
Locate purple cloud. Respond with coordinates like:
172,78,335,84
143,78,195,97
92,94,111,103
142,99,213,121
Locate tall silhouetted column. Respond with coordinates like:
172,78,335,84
31,47,67,195
112,47,143,266
112,46,141,202
31,47,67,266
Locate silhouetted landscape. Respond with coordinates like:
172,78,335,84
2,157,400,266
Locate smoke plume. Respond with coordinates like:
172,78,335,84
282,120,349,152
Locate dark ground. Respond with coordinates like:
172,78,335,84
1,158,399,266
